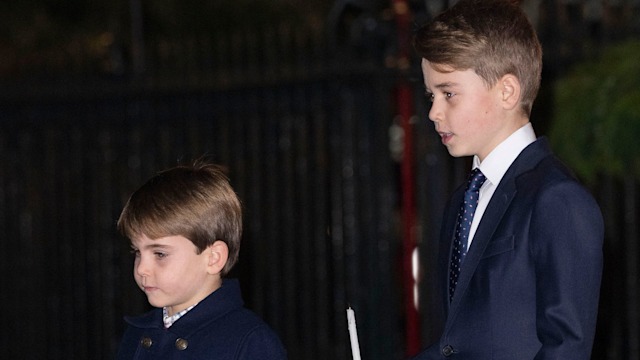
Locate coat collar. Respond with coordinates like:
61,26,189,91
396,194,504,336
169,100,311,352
124,278,244,337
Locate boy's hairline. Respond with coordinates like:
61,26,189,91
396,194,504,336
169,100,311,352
423,59,510,89
126,230,214,254
129,232,225,256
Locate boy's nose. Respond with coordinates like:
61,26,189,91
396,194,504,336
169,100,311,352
428,102,441,123
135,257,150,277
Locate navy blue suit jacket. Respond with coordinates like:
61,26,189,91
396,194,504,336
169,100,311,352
414,138,604,359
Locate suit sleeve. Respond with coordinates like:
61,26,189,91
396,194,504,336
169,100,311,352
530,180,603,360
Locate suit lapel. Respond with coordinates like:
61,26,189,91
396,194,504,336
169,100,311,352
445,180,517,322
444,137,553,327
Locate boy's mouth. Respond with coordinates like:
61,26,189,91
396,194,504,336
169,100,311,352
439,132,453,144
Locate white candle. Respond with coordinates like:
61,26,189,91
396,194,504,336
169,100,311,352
346,307,362,360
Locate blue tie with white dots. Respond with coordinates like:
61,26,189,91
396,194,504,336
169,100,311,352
449,168,486,302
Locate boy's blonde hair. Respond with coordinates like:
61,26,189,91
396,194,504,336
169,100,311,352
413,0,542,116
117,161,242,276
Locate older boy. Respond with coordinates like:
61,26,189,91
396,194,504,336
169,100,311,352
412,0,603,359
116,162,287,359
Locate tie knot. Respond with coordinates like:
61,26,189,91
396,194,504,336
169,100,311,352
466,168,486,192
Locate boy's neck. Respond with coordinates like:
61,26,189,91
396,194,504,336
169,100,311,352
474,122,536,168
478,114,530,162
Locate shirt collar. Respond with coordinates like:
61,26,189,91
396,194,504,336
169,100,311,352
163,303,198,328
473,122,536,186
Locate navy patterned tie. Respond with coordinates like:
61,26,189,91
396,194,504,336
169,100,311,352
449,168,486,302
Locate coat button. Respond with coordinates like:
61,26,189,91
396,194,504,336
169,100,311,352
442,345,454,357
175,338,189,351
140,337,153,349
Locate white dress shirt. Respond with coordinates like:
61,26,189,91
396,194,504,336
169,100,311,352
467,123,537,248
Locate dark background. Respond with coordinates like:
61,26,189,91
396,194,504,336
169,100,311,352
0,1,638,359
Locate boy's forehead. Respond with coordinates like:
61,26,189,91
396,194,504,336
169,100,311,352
131,233,169,246
131,233,196,249
131,234,155,247
421,59,481,89
422,60,456,82
421,59,456,73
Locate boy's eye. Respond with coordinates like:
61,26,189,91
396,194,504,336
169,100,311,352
155,252,167,259
426,92,434,102
130,248,140,257
445,92,454,98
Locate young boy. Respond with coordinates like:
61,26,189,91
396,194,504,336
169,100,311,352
412,0,603,359
116,162,287,359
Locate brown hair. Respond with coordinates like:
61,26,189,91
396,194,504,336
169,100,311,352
413,0,542,116
117,161,242,276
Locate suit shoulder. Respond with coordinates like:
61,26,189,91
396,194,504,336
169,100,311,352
536,155,578,182
517,154,599,207
531,156,602,215
518,154,581,190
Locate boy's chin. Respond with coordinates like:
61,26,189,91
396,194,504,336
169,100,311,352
147,300,169,309
143,294,167,309
446,148,468,158
444,144,475,159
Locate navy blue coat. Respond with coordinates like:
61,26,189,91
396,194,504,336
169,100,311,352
413,138,604,359
116,279,287,359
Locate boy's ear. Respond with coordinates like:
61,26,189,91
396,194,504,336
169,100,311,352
499,74,521,110
206,240,229,275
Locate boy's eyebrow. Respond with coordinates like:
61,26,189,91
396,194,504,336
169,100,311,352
433,81,458,90
131,243,172,250
424,82,457,96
